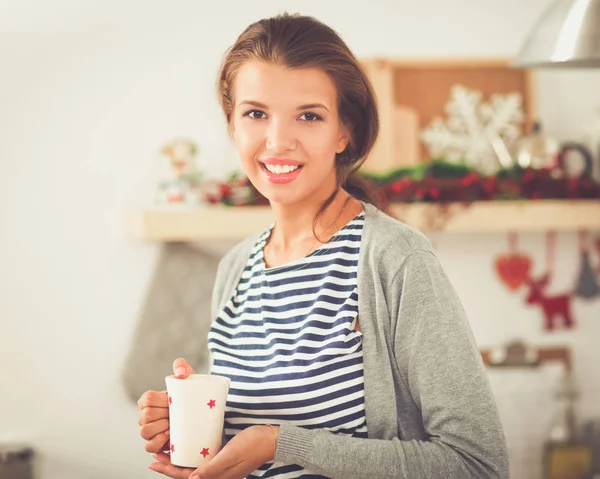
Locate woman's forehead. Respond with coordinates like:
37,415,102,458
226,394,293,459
233,60,337,109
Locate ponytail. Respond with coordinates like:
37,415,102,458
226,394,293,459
343,172,388,213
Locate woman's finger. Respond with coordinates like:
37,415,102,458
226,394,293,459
151,452,173,465
148,462,189,479
192,461,244,479
138,390,169,411
140,418,169,441
149,453,195,479
144,431,170,453
139,405,169,426
172,358,196,378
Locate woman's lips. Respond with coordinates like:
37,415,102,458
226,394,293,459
259,162,304,184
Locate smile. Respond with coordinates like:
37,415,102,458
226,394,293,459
259,161,304,184
263,163,301,174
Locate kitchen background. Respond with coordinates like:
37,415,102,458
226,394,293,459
1,0,600,478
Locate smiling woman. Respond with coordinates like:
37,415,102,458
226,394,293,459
137,12,509,479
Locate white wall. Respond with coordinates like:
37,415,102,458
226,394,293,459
1,1,599,478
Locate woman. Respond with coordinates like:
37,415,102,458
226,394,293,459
138,13,509,479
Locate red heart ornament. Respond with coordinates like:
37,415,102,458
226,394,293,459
495,253,532,291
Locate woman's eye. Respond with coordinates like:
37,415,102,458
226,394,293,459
245,110,266,119
300,112,322,122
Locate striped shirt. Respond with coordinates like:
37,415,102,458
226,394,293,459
208,213,367,479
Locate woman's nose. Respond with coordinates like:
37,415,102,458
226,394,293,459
265,120,296,153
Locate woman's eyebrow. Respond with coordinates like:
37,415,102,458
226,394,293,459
237,100,330,112
297,103,330,112
238,100,268,109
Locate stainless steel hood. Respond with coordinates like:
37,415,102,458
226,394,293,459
512,0,600,68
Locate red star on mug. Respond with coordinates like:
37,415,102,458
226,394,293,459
170,444,175,454
200,448,210,458
207,399,216,409
168,396,172,405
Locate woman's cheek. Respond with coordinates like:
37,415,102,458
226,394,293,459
237,127,263,157
234,133,254,162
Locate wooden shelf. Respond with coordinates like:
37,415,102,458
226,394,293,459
128,200,600,242
481,345,572,371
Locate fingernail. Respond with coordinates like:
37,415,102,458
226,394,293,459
148,464,156,471
175,367,186,377
165,429,170,436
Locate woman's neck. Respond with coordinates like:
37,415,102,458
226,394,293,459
265,189,363,265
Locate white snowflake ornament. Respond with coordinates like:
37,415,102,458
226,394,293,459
421,84,525,172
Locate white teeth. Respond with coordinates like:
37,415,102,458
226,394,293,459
264,164,300,174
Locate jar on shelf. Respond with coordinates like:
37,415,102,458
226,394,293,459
515,121,560,169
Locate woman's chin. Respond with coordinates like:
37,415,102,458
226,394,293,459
259,188,307,207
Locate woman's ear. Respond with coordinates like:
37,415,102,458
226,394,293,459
336,123,352,154
228,117,236,140
226,106,236,139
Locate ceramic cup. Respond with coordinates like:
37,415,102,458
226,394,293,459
165,374,231,468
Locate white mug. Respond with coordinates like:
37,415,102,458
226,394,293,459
165,373,231,468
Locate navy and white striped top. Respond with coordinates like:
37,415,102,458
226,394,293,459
208,213,367,479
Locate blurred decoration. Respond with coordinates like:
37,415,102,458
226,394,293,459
525,271,575,332
362,160,600,204
495,233,533,291
200,172,269,207
155,138,204,206
512,0,600,69
523,232,576,332
557,141,595,178
420,84,524,173
574,231,600,299
202,159,600,208
516,122,561,169
495,230,600,332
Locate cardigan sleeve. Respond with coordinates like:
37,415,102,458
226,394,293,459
273,249,509,479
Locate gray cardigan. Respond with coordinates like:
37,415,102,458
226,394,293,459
210,202,509,479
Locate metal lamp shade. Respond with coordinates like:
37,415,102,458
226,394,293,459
513,0,600,68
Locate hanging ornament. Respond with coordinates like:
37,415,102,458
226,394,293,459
573,230,600,300
524,232,576,332
494,232,532,291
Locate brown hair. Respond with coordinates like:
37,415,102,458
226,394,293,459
217,12,384,219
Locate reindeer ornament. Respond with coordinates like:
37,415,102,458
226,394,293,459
524,273,574,331
496,231,600,332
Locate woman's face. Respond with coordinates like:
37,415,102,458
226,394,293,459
230,60,349,207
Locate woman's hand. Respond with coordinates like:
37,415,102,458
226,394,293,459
138,358,195,453
148,425,279,479
148,453,196,479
